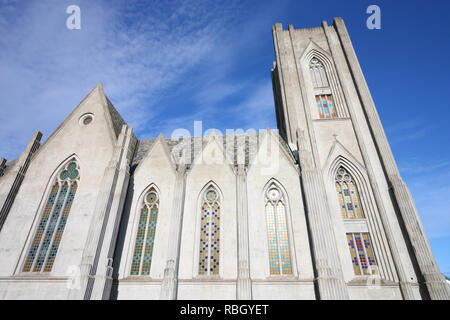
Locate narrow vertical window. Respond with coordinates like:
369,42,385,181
309,57,329,88
335,167,363,219
309,57,339,119
265,183,292,275
198,184,220,276
346,233,377,275
23,159,79,272
335,166,378,276
130,187,159,275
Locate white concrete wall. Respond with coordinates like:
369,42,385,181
178,136,237,299
252,282,315,300
246,132,315,299
114,138,177,299
177,281,236,300
0,85,118,298
0,279,69,300
114,281,161,300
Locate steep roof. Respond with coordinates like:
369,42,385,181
0,159,17,179
131,131,294,171
105,96,126,138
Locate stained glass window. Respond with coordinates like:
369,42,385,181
309,57,329,88
198,184,220,276
130,187,159,275
335,167,364,219
23,160,79,272
316,94,337,119
346,233,377,275
265,183,292,275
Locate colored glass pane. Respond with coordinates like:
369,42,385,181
346,233,377,276
335,168,364,219
131,187,159,276
265,183,292,275
23,160,79,272
347,234,361,275
315,94,337,119
198,185,220,275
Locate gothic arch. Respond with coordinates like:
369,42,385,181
19,154,81,273
133,134,177,176
197,180,223,206
328,155,373,222
300,41,349,118
262,178,290,204
262,178,297,276
325,154,398,282
127,183,161,276
194,181,223,277
328,155,368,193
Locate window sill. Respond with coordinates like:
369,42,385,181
347,277,398,286
312,117,351,122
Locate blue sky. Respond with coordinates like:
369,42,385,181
0,0,449,276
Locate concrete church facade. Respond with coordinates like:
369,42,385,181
0,18,448,300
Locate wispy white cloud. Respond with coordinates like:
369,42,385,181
226,80,276,129
386,118,436,145
399,158,450,238
0,0,260,158
399,160,450,175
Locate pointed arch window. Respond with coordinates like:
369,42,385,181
130,187,159,275
335,167,364,219
334,166,378,275
23,159,79,272
309,57,337,119
309,57,329,88
198,184,220,276
265,182,292,275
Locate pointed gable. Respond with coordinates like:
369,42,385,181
190,131,234,172
133,134,176,176
35,83,129,158
248,129,297,176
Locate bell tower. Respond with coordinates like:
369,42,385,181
271,18,450,300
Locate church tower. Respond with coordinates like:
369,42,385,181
271,18,450,299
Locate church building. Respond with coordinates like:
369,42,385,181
0,18,448,300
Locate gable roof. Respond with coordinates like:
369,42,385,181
105,96,127,138
35,83,129,156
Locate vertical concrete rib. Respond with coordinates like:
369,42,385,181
333,17,449,300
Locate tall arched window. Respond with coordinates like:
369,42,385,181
334,166,377,275
335,167,364,219
23,159,79,272
265,182,292,275
198,184,220,276
309,57,329,88
130,186,159,275
309,57,337,119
